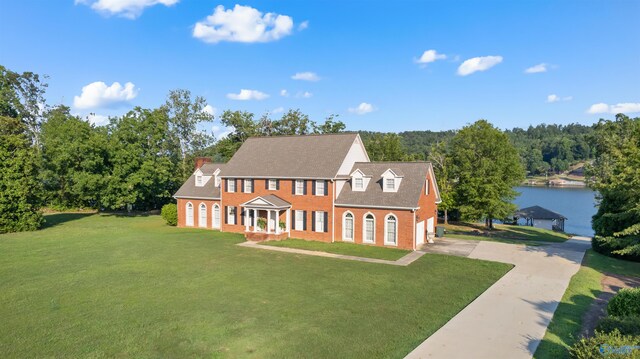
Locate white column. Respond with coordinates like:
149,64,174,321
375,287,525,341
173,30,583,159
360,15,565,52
267,210,272,233
253,209,258,232
244,208,249,232
286,209,291,233
275,210,280,234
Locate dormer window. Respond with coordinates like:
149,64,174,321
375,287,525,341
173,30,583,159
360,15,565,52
196,175,203,186
385,178,395,190
354,178,363,190
381,168,403,193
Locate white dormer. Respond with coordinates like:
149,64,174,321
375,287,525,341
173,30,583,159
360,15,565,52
381,168,404,193
350,168,372,192
213,168,221,187
194,168,213,187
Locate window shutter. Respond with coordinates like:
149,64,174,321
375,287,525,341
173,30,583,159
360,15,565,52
303,211,307,230
311,211,315,232
225,179,228,192
224,206,228,224
324,180,328,196
303,180,307,195
251,180,254,193
265,179,268,190
312,180,316,195
324,212,328,232
234,179,238,191
276,179,280,190
241,209,244,225
240,179,244,192
292,180,296,195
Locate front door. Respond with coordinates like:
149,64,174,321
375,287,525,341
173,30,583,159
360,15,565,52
416,220,425,247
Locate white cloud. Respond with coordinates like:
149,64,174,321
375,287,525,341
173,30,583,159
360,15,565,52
226,89,269,101
415,49,447,65
86,113,110,126
212,124,233,140
348,102,375,115
296,91,313,98
298,21,309,31
587,102,640,114
547,94,572,103
202,104,217,116
193,4,294,44
291,72,320,81
73,81,138,109
271,107,284,114
525,63,548,74
75,0,178,19
457,56,503,76
280,89,289,97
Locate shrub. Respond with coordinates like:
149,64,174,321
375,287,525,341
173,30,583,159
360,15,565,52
597,315,640,336
569,329,640,359
608,288,640,317
161,203,177,226
593,236,640,262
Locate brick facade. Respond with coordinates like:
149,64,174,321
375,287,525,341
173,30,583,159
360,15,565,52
334,206,415,250
177,198,222,229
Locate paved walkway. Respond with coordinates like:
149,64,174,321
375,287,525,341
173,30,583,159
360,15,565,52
237,241,427,266
405,236,592,359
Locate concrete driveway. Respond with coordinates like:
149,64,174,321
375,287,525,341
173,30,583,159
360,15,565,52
406,236,591,359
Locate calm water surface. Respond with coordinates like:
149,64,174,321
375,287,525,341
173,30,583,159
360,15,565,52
513,186,598,237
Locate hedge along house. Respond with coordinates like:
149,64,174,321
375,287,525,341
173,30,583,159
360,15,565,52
173,133,441,250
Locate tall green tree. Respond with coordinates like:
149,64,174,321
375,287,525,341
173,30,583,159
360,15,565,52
40,106,109,209
272,109,313,135
164,89,214,181
450,120,525,228
364,133,417,161
428,140,455,224
0,116,43,232
313,114,346,134
587,114,640,260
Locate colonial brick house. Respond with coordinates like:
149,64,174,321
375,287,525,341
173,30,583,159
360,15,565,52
173,133,441,250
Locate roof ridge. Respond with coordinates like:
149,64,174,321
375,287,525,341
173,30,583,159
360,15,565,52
245,133,358,140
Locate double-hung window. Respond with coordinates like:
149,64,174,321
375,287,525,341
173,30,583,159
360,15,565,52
294,210,304,231
315,211,325,233
315,180,325,196
385,215,397,245
386,178,395,190
268,179,277,190
295,180,305,195
196,175,203,186
354,177,363,189
228,206,236,225
227,179,236,192
244,179,253,193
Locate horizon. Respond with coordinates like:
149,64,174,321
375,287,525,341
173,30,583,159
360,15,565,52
1,0,638,136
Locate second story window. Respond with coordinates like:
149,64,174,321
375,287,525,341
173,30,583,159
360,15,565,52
268,179,277,190
196,175,203,186
227,179,236,192
354,178,363,190
244,179,253,193
295,180,305,195
315,180,325,196
386,178,395,190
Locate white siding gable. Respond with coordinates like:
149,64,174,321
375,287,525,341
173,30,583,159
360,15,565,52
336,135,370,176
350,168,371,192
381,169,403,193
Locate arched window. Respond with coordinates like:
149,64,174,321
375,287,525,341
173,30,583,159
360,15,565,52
385,214,397,245
199,203,207,228
212,204,221,229
363,213,375,244
343,212,354,241
186,202,194,227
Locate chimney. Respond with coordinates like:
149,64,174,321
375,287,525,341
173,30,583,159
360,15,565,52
195,157,212,170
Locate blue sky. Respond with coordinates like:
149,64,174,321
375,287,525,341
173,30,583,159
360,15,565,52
1,0,638,137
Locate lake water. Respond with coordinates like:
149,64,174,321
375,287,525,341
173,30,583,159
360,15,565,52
513,186,598,237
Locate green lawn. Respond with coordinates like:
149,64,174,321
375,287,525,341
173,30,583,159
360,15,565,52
534,250,640,359
0,214,511,358
444,222,570,245
259,238,411,260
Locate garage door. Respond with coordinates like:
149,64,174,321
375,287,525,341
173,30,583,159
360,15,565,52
416,220,425,247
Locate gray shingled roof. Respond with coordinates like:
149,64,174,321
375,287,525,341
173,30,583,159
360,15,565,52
242,194,291,208
173,163,225,199
335,162,436,209
221,133,360,179
515,206,567,220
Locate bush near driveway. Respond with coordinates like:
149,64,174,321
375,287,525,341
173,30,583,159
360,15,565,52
569,329,640,359
596,315,640,336
607,288,640,317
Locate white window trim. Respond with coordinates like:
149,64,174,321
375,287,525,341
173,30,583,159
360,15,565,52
228,179,236,193
354,177,363,190
243,179,253,193
186,202,194,227
315,180,325,196
315,211,325,233
425,179,430,195
385,178,395,190
363,212,375,244
196,175,203,186
384,213,398,246
295,180,304,195
228,206,236,225
342,211,354,241
212,204,221,229
198,203,207,228
294,210,304,231
268,179,277,190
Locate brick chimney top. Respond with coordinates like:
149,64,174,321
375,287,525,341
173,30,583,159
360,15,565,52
195,157,212,170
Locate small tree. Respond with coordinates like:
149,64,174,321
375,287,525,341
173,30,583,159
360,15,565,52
161,203,178,226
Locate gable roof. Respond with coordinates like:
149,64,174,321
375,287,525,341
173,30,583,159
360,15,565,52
515,205,567,220
336,162,437,209
241,194,291,209
221,133,360,179
173,163,225,199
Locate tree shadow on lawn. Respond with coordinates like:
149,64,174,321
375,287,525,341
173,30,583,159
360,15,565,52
42,213,95,229
524,290,603,358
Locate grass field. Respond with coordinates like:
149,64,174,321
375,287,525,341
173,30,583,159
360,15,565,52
534,250,640,359
0,214,511,358
259,238,411,260
444,222,570,245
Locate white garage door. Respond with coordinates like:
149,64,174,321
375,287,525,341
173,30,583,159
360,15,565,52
416,220,425,247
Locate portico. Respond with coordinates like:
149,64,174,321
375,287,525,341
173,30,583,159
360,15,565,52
240,195,292,237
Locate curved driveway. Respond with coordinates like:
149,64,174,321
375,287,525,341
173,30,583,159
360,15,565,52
406,236,591,359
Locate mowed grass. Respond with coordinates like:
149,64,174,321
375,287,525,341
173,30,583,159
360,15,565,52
260,238,411,261
444,222,570,245
534,250,640,359
0,214,511,358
